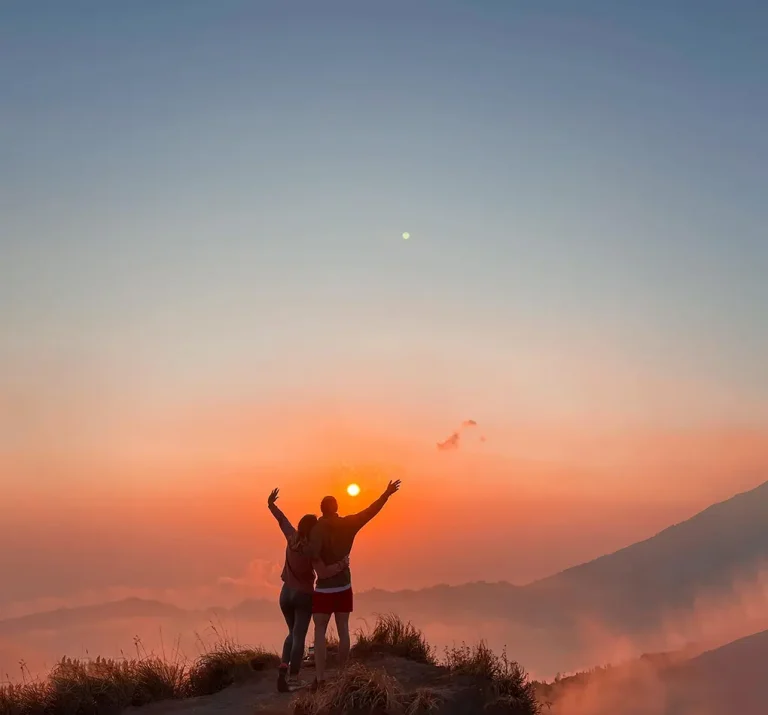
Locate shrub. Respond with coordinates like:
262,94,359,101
187,643,278,696
443,642,540,715
354,614,436,665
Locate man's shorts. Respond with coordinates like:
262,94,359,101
312,587,353,615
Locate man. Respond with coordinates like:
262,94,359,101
306,479,401,690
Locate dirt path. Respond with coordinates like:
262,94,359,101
125,672,297,715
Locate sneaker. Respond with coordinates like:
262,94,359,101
287,674,306,690
277,664,289,693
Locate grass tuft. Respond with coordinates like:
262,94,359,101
0,681,49,715
404,687,444,714
0,629,277,715
130,658,188,705
354,614,436,665
187,643,277,696
293,662,404,715
443,642,540,715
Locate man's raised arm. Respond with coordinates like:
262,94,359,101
346,480,401,532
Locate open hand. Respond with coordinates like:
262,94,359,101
384,480,401,497
268,488,279,506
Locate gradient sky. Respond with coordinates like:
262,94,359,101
2,1,768,614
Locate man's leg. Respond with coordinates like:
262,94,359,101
313,612,332,686
334,612,351,669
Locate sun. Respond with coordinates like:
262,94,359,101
346,483,361,497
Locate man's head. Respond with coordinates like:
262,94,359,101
320,495,338,516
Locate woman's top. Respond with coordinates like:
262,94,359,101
269,503,348,593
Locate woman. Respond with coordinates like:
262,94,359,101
267,488,348,692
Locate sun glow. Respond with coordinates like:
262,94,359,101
346,483,361,497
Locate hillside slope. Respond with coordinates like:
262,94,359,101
663,628,768,715
526,479,768,629
542,629,768,715
349,480,768,633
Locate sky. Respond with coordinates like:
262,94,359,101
2,0,768,616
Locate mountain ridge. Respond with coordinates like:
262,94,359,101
5,479,768,644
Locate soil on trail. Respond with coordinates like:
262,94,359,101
124,672,292,715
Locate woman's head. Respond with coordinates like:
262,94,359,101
297,514,318,541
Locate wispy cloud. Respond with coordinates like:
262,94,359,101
437,419,483,451
437,432,461,451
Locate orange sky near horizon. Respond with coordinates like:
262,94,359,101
3,392,768,618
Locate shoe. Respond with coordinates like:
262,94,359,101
287,674,306,690
277,664,289,693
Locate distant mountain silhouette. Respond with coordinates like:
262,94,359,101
0,598,185,637
227,598,283,620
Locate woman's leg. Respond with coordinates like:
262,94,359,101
289,593,313,675
279,585,296,668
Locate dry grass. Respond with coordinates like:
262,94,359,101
0,628,278,715
353,614,436,665
296,630,539,714
403,688,444,714
293,663,404,715
187,631,277,696
443,642,541,715
0,656,188,715
0,616,542,715
0,681,49,715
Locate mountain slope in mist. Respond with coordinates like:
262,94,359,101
352,480,768,632
544,629,768,715
664,628,768,715
526,479,768,628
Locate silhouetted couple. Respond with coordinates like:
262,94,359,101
267,480,401,692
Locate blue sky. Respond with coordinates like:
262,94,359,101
4,0,768,622
2,0,767,429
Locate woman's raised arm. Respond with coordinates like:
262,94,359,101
267,488,295,539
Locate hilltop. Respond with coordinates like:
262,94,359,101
7,611,768,715
0,615,542,715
